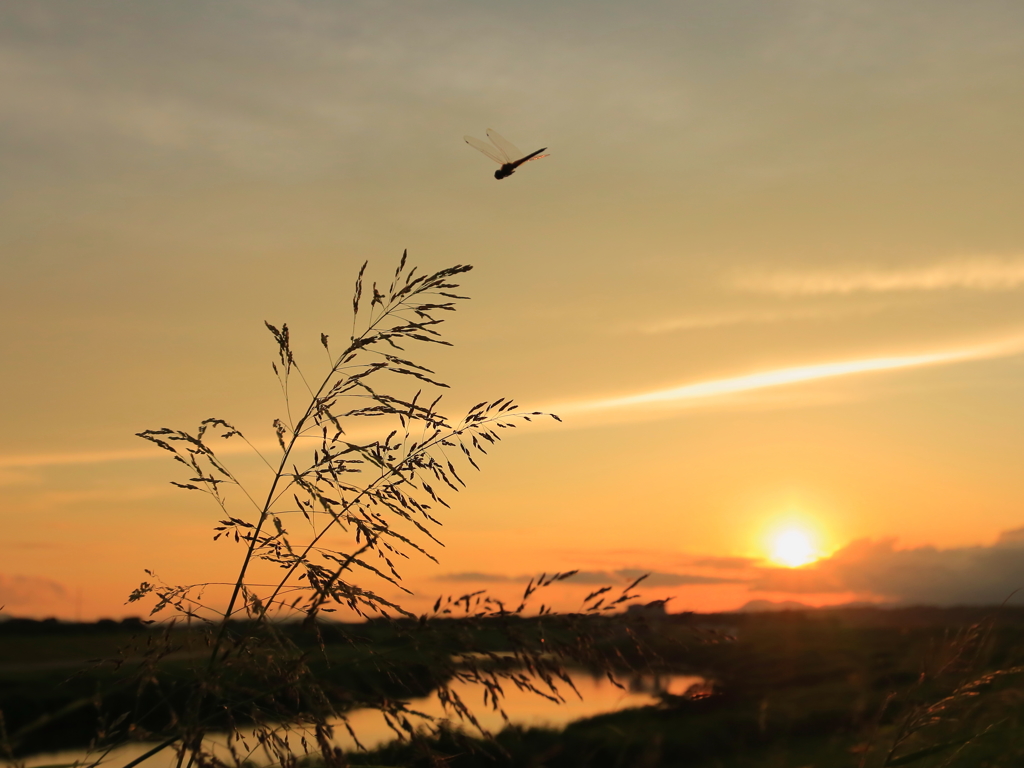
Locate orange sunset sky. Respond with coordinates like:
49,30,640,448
3,1,1024,620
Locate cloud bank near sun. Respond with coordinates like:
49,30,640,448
437,526,1024,608
752,528,1024,606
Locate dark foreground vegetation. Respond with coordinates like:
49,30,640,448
4,605,1024,767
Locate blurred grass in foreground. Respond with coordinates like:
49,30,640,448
5,606,1024,766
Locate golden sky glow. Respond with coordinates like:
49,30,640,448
3,1,1024,619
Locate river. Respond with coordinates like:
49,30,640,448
12,670,705,767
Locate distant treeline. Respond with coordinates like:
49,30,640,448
5,603,1024,634
0,616,149,634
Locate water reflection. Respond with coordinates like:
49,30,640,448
340,671,707,746
13,671,705,767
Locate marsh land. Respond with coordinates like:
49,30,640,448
3,606,1024,767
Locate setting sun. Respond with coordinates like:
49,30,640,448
769,528,817,568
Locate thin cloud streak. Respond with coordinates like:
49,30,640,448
551,335,1024,415
736,258,1024,296
0,422,454,470
0,448,158,470
635,307,836,335
8,337,1024,466
436,569,741,587
0,439,278,469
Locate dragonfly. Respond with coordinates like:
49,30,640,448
464,129,548,180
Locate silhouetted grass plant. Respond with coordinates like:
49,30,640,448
863,612,1024,767
38,254,646,768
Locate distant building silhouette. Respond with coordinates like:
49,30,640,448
626,600,669,618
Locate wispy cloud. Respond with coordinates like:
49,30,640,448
0,438,280,470
632,305,878,335
0,573,67,608
9,336,1023,468
0,448,159,470
550,334,1024,416
614,568,742,587
736,258,1024,296
435,569,741,587
691,556,762,570
436,572,521,584
635,308,827,334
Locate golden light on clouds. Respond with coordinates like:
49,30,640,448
4,334,1024,470
581,352,958,409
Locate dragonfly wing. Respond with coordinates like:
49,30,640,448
464,135,506,164
485,129,522,163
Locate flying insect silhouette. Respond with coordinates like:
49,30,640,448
464,129,548,180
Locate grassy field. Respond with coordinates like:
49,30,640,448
3,607,1024,766
350,607,1024,767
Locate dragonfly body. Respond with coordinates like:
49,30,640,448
465,129,549,180
494,147,549,179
